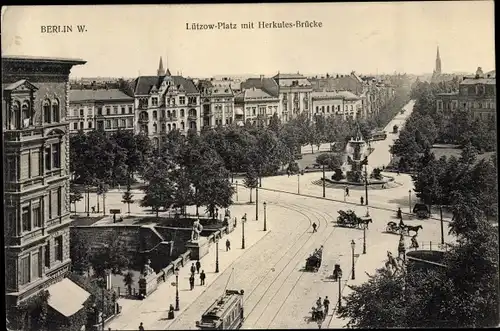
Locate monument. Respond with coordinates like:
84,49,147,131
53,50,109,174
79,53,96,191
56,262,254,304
186,218,209,260
344,125,369,182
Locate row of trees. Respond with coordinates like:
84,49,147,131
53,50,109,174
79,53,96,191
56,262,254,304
339,137,499,327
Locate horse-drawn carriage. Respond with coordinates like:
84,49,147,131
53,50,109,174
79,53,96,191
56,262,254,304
337,210,372,229
305,246,323,272
413,203,430,219
386,221,423,236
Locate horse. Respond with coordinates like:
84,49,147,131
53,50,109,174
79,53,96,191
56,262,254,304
405,225,423,235
358,218,373,229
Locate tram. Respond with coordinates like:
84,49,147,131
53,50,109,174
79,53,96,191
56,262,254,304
196,289,245,330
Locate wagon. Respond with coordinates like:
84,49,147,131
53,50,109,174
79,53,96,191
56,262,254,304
305,246,323,272
413,203,430,219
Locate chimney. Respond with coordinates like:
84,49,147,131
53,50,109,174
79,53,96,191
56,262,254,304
260,75,264,82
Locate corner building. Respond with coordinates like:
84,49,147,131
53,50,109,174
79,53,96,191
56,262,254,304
2,55,90,330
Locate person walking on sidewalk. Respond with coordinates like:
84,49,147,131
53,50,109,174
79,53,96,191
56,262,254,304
323,296,330,315
312,222,317,233
345,186,350,197
226,239,231,251
190,263,196,276
189,274,195,290
139,322,145,331
360,196,364,205
200,270,206,285
195,260,201,274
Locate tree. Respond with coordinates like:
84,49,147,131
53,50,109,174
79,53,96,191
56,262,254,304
123,271,135,296
172,167,194,216
244,165,258,203
90,232,130,277
70,232,92,276
268,113,281,133
69,185,83,214
121,185,134,214
315,153,343,170
140,158,176,217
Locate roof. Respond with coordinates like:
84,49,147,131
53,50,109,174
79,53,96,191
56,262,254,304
241,77,279,97
70,89,134,102
202,290,242,319
3,79,39,91
47,278,90,317
460,78,496,85
273,73,312,87
311,90,360,101
235,87,277,101
2,55,86,65
133,75,199,95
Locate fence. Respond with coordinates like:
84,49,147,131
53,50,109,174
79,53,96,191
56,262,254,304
409,241,453,252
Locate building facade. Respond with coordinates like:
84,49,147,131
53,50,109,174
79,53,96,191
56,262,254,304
436,67,496,121
234,87,280,126
132,57,201,148
272,73,312,122
68,89,135,134
197,79,235,129
2,55,89,330
311,90,362,120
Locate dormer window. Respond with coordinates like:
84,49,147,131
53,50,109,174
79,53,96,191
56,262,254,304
152,97,158,106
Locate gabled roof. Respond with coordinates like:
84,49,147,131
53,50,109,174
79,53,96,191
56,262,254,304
311,90,360,101
240,78,279,97
235,87,277,102
133,75,199,95
69,89,134,102
4,79,39,92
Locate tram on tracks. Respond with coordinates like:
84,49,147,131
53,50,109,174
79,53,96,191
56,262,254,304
196,289,245,330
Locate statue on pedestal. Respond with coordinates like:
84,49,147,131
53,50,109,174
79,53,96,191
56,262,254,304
142,259,154,277
191,218,203,242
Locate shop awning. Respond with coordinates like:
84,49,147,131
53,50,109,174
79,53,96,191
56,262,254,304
47,278,90,317
235,109,244,115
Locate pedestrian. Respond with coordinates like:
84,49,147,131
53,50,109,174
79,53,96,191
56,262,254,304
92,206,96,213
360,196,364,205
195,260,201,274
200,270,206,285
190,263,196,276
189,274,195,290
234,217,237,228
287,169,290,177
345,186,350,197
312,222,317,233
215,208,219,220
398,234,406,259
381,183,385,189
226,239,231,251
411,234,419,250
316,297,322,309
397,207,402,220
397,170,400,176
139,322,145,331
323,296,330,315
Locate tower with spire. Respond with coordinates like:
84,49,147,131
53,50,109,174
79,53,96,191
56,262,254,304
435,46,442,75
157,56,165,76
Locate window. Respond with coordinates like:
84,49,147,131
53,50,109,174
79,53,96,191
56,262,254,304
73,109,78,117
153,111,158,120
105,120,111,129
48,191,52,219
153,123,158,133
80,109,84,117
20,256,30,285
88,121,92,129
121,107,125,114
128,106,133,114
79,122,84,129
45,147,52,171
106,107,111,115
180,109,185,117
327,106,330,112
120,119,126,128
54,236,63,261
113,119,118,128
31,252,40,280
113,106,118,114
6,156,16,181
45,243,50,268
52,100,60,122
98,107,103,116
161,123,166,132
172,110,177,118
127,118,133,127
167,124,171,131
179,96,186,105
73,122,78,130
33,205,41,228
181,122,185,130
152,97,158,106
43,100,51,123
22,206,31,232
252,108,256,116
52,143,61,168
87,108,92,116
56,187,62,216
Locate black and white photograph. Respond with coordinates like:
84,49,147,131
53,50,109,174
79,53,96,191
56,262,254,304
2,2,497,330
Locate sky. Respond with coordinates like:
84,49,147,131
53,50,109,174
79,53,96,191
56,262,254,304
1,2,495,78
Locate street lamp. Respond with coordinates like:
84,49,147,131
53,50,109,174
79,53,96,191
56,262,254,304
297,173,300,195
322,165,326,198
174,267,180,311
408,190,412,214
235,181,239,202
363,224,367,255
351,240,356,280
364,164,369,206
337,269,342,309
263,202,267,231
241,213,247,249
440,205,444,245
215,238,219,273
256,185,259,222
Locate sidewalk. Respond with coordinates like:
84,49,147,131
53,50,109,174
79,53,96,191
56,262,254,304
106,208,271,330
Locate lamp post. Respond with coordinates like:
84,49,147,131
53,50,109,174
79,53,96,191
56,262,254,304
235,181,239,202
86,186,90,217
256,186,259,222
337,271,342,308
174,267,180,310
440,205,444,245
364,164,369,206
297,173,300,195
263,202,267,231
363,225,367,255
351,240,356,280
322,164,326,198
215,238,219,273
241,213,247,249
408,190,412,213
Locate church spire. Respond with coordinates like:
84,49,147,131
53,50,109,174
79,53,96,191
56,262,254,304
435,46,442,75
157,56,165,76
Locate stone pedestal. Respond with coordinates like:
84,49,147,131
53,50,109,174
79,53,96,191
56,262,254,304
138,273,158,298
185,237,209,260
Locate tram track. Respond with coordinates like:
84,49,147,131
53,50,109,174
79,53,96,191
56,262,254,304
242,200,335,328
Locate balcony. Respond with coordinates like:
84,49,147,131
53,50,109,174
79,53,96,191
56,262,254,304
188,101,197,106
138,118,149,124
188,114,197,120
4,176,45,192
4,126,43,142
